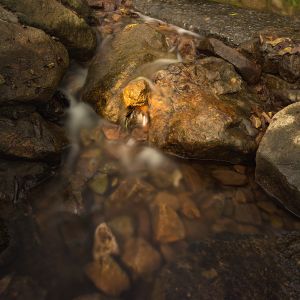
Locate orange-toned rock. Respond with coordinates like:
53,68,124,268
178,193,201,219
152,192,180,211
152,203,185,243
122,238,161,277
123,79,148,108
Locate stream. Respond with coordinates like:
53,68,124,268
0,1,300,300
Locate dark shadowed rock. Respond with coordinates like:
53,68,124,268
0,8,69,104
148,60,260,162
256,102,300,217
133,0,299,47
0,0,97,59
0,276,46,300
152,232,300,300
82,23,170,123
0,106,67,161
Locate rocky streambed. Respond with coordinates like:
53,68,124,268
0,0,300,300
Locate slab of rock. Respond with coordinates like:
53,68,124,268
0,9,69,104
256,102,300,216
152,232,300,300
148,60,259,162
0,0,96,59
133,0,299,47
82,23,169,122
0,107,67,161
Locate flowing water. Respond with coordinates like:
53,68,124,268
2,5,300,300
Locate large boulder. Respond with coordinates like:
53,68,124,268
152,232,300,300
0,7,69,104
256,102,300,217
0,0,97,59
147,58,260,163
82,23,170,123
0,105,67,161
132,0,299,47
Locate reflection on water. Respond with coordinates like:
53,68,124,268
213,0,300,15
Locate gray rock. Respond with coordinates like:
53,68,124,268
0,11,69,104
133,0,299,47
152,232,300,300
0,0,97,59
256,102,300,216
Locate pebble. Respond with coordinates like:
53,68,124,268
89,173,109,195
85,257,130,297
93,223,119,260
122,238,161,277
152,203,186,243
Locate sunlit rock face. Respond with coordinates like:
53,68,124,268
82,23,171,123
256,102,300,216
0,0,97,60
148,59,260,163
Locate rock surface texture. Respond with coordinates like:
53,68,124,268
0,0,97,59
256,102,300,217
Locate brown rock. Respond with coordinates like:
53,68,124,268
178,193,201,219
108,216,135,241
93,223,119,260
122,238,161,277
85,257,130,296
152,203,185,243
212,169,248,186
152,192,180,211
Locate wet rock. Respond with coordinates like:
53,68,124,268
83,23,169,122
148,62,259,162
152,192,180,211
89,173,109,195
0,276,46,300
123,79,148,108
152,232,300,300
60,0,95,22
256,102,300,216
0,0,96,59
133,0,298,47
178,193,201,220
211,169,248,186
0,12,69,104
0,108,67,161
152,203,185,243
0,160,50,219
108,178,155,209
108,216,135,241
121,238,161,277
93,223,119,260
85,256,130,296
